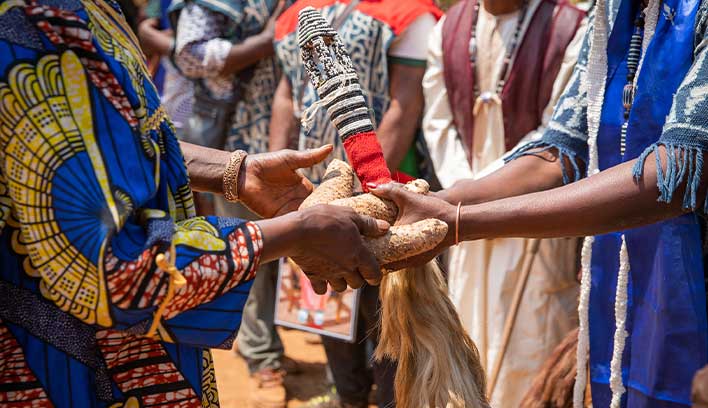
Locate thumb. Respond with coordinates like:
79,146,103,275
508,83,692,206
352,214,390,238
289,145,333,169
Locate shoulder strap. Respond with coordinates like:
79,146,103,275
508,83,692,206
442,0,477,166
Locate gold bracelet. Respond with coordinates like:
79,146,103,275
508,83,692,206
223,150,247,202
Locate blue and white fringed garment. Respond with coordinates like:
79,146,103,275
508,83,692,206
508,0,708,406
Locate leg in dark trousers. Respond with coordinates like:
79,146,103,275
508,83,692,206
321,285,396,408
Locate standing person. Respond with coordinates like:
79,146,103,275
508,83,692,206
0,1,387,406
422,0,585,405
271,1,442,407
370,0,708,405
138,0,195,137
170,1,295,407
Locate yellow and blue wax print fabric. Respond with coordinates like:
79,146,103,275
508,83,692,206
0,1,263,406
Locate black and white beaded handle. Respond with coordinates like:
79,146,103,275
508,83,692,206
297,7,374,140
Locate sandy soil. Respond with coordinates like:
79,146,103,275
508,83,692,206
213,328,376,407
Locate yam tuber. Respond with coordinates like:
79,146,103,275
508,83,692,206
330,179,430,224
364,219,448,266
299,159,354,209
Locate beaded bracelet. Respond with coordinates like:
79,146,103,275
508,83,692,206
223,150,247,202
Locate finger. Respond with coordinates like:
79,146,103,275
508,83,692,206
343,271,365,289
329,278,348,292
369,182,409,205
288,145,333,169
366,181,403,191
300,177,314,194
355,243,382,285
310,277,328,295
351,214,390,238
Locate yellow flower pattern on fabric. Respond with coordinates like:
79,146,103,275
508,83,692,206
0,51,115,326
174,217,227,252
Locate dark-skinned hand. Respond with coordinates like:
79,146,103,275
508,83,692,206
369,182,457,270
239,145,333,218
259,204,389,294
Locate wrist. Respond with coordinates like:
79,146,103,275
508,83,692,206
439,202,460,247
443,180,480,205
256,211,304,263
457,204,489,242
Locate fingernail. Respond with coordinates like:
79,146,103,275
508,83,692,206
376,220,390,231
366,182,378,190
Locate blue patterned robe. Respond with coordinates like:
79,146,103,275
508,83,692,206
509,0,708,405
0,1,263,406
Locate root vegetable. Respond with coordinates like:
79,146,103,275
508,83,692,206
330,179,431,224
299,159,354,209
365,219,448,266
331,193,399,224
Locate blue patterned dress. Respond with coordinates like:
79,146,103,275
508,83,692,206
0,1,264,406
509,0,708,405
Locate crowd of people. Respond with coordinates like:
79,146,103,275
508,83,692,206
1,0,708,408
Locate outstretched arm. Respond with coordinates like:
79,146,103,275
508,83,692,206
373,10,708,268
180,141,330,217
437,149,569,205
372,146,703,269
460,147,701,240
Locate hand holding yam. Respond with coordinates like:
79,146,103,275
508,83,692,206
297,160,449,269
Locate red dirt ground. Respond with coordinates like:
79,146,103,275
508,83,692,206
212,328,376,407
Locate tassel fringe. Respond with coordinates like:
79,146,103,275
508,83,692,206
505,141,585,185
632,143,706,211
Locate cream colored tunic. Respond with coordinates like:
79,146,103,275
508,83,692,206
422,3,587,407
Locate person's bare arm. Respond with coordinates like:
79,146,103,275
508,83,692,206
138,18,174,56
218,0,286,76
372,147,705,270
377,63,426,172
269,76,299,152
458,147,698,240
180,141,333,217
438,149,575,205
219,31,275,76
175,1,285,78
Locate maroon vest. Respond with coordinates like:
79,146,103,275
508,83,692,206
442,0,585,166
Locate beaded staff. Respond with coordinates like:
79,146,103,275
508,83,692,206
297,6,395,191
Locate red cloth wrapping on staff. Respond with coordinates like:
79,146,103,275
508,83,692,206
342,131,392,191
